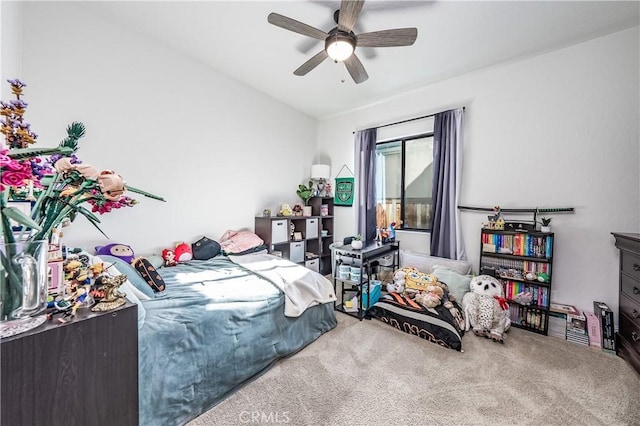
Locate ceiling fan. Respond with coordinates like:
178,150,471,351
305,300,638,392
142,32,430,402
268,0,418,84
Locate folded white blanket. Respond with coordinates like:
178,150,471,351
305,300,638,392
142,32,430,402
229,253,336,317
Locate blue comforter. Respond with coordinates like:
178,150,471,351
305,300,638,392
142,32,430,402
138,258,336,426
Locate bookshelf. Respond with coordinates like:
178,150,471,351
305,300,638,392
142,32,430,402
479,229,554,335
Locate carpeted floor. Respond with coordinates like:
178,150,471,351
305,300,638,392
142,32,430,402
187,312,640,426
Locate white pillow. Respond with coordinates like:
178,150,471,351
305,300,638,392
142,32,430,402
400,250,472,275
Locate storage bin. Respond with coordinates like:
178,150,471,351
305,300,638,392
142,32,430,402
337,264,350,280
350,266,361,282
362,281,382,309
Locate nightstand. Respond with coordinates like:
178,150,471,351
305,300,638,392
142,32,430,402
1,302,139,425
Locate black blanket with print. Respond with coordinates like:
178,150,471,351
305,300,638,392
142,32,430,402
369,292,465,351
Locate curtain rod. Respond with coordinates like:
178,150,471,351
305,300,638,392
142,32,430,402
352,106,465,134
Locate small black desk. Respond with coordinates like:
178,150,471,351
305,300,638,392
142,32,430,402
332,241,400,320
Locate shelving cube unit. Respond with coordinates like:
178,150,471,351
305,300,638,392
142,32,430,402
479,228,554,335
254,197,334,275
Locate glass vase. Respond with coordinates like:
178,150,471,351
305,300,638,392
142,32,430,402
0,240,49,338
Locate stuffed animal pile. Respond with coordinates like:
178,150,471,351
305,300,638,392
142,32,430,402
387,266,458,309
461,275,511,343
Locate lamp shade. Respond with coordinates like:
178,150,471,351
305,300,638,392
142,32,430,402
311,164,330,180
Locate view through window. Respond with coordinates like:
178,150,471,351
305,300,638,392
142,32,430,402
375,133,434,231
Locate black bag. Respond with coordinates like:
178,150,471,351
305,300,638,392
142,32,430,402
132,257,166,293
192,236,221,260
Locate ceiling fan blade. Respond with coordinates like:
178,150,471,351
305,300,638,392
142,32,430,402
294,50,329,76
268,13,328,40
343,53,368,84
337,0,364,33
357,28,418,47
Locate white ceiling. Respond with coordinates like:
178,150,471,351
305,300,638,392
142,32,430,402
79,1,639,119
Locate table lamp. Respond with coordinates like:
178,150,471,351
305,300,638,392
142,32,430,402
311,164,331,197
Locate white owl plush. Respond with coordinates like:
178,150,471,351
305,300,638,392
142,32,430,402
461,275,511,343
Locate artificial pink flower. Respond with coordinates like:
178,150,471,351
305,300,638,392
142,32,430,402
54,157,74,172
1,170,30,187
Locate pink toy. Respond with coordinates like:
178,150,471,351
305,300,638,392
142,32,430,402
174,242,193,263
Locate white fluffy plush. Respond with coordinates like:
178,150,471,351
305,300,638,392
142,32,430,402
461,275,511,343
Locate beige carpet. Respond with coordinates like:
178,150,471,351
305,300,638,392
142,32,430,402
187,312,640,426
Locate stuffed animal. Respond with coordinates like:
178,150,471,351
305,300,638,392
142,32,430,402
174,242,193,262
95,243,135,264
415,284,443,308
162,248,178,267
403,267,439,299
387,269,407,293
279,204,293,217
461,275,511,343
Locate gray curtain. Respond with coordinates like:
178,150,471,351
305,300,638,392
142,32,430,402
354,128,378,242
430,108,466,260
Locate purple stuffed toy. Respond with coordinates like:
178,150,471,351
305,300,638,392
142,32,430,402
95,243,135,264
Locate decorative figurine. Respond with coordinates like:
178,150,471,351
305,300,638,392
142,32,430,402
91,274,127,312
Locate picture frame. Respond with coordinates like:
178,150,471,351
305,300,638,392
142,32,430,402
293,232,303,241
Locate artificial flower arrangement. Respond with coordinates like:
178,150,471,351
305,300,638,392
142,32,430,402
0,79,164,320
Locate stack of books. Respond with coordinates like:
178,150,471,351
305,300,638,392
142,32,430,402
565,309,589,346
549,302,588,345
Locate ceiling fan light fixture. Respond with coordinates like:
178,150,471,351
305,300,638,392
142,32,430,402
325,33,355,62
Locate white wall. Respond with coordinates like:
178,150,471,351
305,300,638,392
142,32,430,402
14,2,317,254
318,27,640,318
1,1,22,99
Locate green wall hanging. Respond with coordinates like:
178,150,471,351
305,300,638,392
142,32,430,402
334,167,355,207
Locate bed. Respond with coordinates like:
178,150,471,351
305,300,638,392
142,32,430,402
367,250,472,351
96,253,337,426
369,292,465,351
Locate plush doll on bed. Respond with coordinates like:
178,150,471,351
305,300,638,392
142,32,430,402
95,243,135,264
174,242,193,262
461,275,511,343
162,248,178,267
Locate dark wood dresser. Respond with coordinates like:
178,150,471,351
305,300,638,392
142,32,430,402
612,232,640,375
1,302,139,425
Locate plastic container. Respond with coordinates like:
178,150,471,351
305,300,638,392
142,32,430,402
350,266,361,282
337,264,350,280
362,281,382,309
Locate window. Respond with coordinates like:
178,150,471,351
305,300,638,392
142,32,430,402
375,133,434,231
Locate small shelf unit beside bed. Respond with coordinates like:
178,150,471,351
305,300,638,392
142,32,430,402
332,241,400,320
479,228,554,335
255,197,334,275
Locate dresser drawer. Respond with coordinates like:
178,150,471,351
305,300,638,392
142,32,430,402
621,251,640,282
617,333,640,375
619,313,640,353
620,293,640,327
621,272,640,305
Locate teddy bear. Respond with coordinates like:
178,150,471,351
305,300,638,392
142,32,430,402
279,204,293,217
415,284,443,308
461,275,511,343
387,269,407,293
